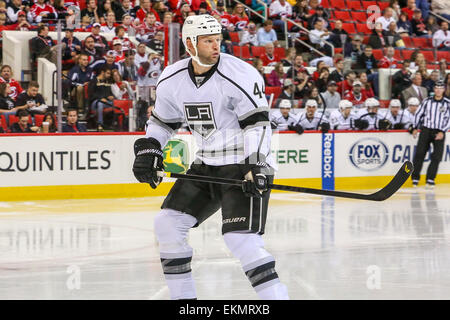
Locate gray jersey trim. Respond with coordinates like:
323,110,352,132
243,121,271,132
238,107,270,121
217,70,259,109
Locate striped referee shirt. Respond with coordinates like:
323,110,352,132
414,96,450,132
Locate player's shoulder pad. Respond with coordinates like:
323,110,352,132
156,57,190,89
217,53,265,87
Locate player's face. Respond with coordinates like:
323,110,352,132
195,34,221,65
306,106,316,117
280,107,290,117
408,105,418,114
342,108,352,117
391,106,400,116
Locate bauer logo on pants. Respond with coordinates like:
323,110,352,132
184,102,217,139
349,137,389,171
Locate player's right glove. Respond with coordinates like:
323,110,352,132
288,124,304,134
132,137,164,188
378,119,392,130
354,119,369,130
407,125,414,134
241,154,272,198
393,123,405,130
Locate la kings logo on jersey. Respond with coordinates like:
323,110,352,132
184,102,217,139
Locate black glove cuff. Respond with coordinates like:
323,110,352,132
134,137,162,156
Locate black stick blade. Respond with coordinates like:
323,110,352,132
367,161,413,201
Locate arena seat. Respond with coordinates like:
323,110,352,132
232,46,251,59
377,1,390,11
0,115,7,132
251,46,265,57
274,47,286,59
356,23,372,34
371,49,383,60
394,49,402,60
347,0,363,10
265,87,282,107
436,51,450,61
34,114,45,127
362,1,377,10
420,50,435,61
412,37,432,49
402,37,414,48
334,11,352,21
342,23,356,34
229,32,240,43
113,100,133,116
401,49,414,60
320,0,331,8
351,11,367,23
330,0,346,9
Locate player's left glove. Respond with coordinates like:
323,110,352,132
378,119,392,130
133,137,164,188
319,122,330,133
241,154,272,198
393,123,405,130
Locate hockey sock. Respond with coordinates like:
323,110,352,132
160,253,197,300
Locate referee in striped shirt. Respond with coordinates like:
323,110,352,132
411,81,450,188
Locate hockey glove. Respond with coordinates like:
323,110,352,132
354,119,369,130
393,123,405,130
270,121,278,130
378,119,392,130
288,124,304,134
407,125,414,134
320,122,330,133
133,137,164,188
241,154,272,198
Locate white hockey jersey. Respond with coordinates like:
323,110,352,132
146,53,273,167
329,109,356,130
402,108,417,129
378,109,405,126
356,108,382,130
269,109,297,131
294,110,328,130
137,58,162,87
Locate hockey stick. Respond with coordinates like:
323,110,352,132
163,161,413,201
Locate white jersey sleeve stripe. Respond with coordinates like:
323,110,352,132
156,67,189,89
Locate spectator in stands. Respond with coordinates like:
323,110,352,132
376,7,396,31
10,110,39,133
329,20,349,49
355,45,378,75
293,69,313,99
431,0,450,22
136,0,160,24
111,69,134,100
62,108,87,132
119,50,138,85
153,0,168,21
173,1,191,26
321,81,341,109
329,57,344,83
136,12,163,44
77,15,93,32
88,65,114,131
309,19,331,56
115,0,135,21
337,70,356,96
411,9,430,37
385,21,405,48
147,30,164,55
252,0,270,20
286,54,307,79
260,42,281,66
432,21,450,51
315,67,330,92
0,83,27,125
417,63,429,83
438,59,448,80
269,0,292,33
388,0,401,20
90,22,109,54
424,70,439,92
344,80,367,109
39,112,57,133
134,42,148,67
81,35,103,63
81,0,100,25
307,5,329,30
67,53,93,115
97,0,113,23
11,10,33,31
114,26,135,52
162,11,173,24
62,27,81,62
415,0,430,20
239,22,259,47
137,52,162,104
53,0,71,24
122,13,137,36
303,86,324,109
368,22,388,49
409,50,425,71
392,60,412,99
359,72,375,98
111,39,126,62
15,81,48,116
275,79,296,108
291,0,310,23
401,72,428,104
257,19,278,47
231,3,249,31
28,0,58,24
267,62,286,87
401,0,417,20
281,47,296,67
252,58,267,86
101,10,118,33
91,50,121,74
425,15,439,34
378,46,400,69
0,65,23,101
396,12,412,35
30,25,66,65
6,0,25,24
344,34,363,64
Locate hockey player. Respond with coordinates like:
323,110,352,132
290,99,330,134
403,97,420,132
132,15,289,300
378,99,404,130
329,99,355,130
354,97,381,130
269,99,297,131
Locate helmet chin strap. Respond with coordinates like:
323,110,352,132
189,45,216,68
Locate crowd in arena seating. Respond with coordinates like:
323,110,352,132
0,0,449,134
